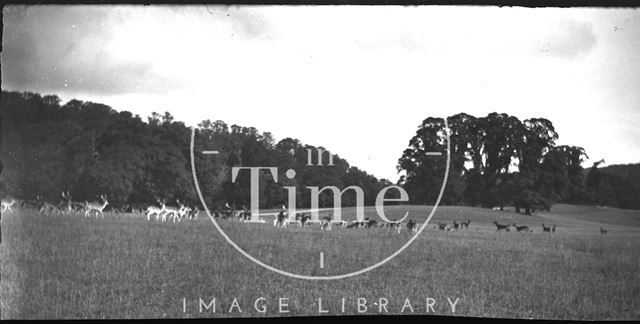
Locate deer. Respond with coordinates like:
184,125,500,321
513,223,532,233
84,195,109,218
274,210,288,228
1,198,17,213
146,198,167,221
58,191,73,214
542,224,552,233
493,221,510,233
188,206,200,220
299,213,312,228
460,220,471,229
406,219,418,233
239,205,251,222
160,199,184,222
319,216,332,231
600,227,607,234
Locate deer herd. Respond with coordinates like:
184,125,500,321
0,194,612,235
264,208,420,234
0,192,199,223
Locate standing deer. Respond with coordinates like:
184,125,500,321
319,216,332,231
146,198,166,221
493,221,510,233
542,224,552,233
85,195,109,218
58,191,73,214
1,198,17,213
406,219,418,233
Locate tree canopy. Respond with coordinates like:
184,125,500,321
396,113,635,213
0,90,387,210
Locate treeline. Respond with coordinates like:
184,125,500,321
3,91,637,213
0,90,389,210
397,113,639,213
584,163,640,210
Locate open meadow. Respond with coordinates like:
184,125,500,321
1,204,639,319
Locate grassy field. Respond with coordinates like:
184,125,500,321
1,204,639,319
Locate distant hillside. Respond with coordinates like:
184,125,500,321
584,163,640,210
600,163,640,180
0,90,389,209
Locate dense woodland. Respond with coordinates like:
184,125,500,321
1,90,638,212
398,113,640,212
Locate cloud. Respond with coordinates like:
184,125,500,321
542,20,598,59
201,5,275,41
1,6,180,95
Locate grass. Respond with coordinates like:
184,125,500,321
1,204,639,319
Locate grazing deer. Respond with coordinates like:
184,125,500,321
437,223,447,231
84,195,109,218
542,224,551,233
453,220,460,230
406,219,418,233
600,227,607,234
513,223,531,233
552,225,556,233
493,221,510,233
346,221,360,229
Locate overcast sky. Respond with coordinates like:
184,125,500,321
2,5,639,181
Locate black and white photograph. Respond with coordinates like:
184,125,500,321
1,4,639,320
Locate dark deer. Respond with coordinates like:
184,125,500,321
542,224,551,233
406,219,418,233
493,221,510,233
320,216,332,231
513,223,531,233
600,227,607,234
